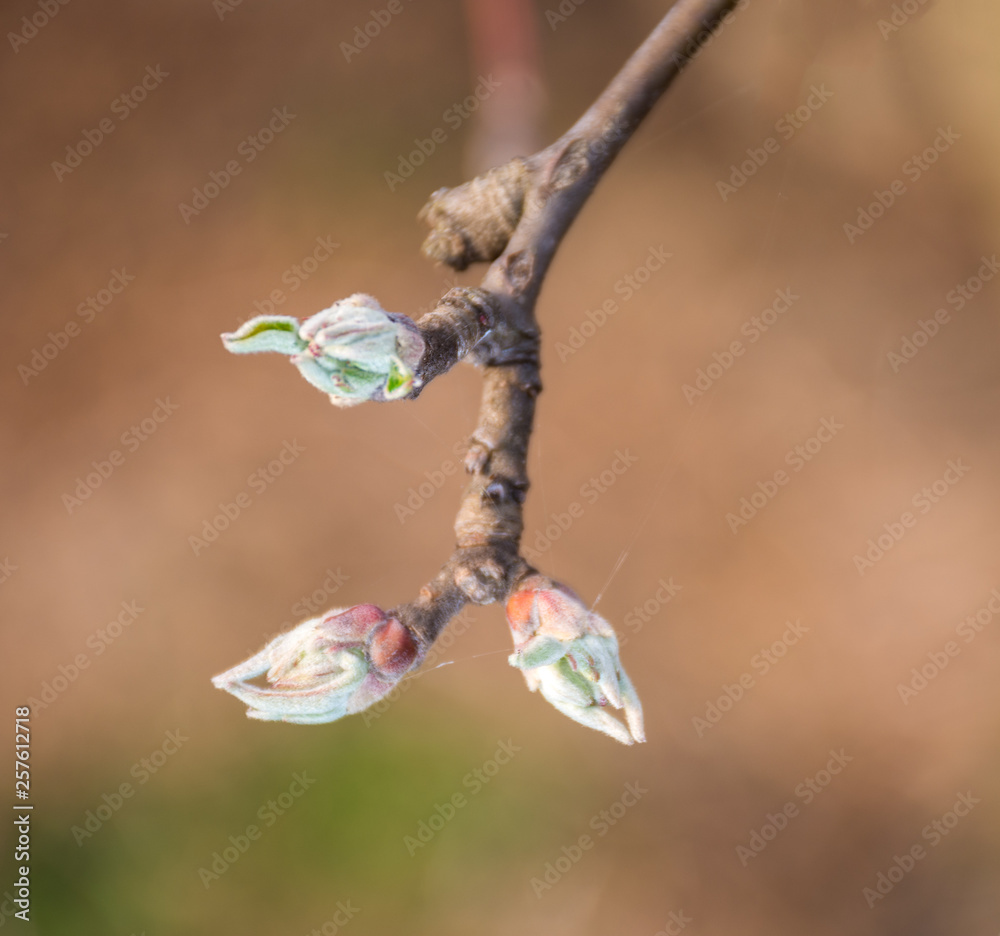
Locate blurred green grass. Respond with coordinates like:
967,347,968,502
32,700,604,935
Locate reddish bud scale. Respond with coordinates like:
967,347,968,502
369,618,418,676
321,603,385,641
507,576,589,644
506,589,536,639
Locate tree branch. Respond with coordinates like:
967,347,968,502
214,0,743,741
395,0,740,649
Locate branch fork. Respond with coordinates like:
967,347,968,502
213,0,740,744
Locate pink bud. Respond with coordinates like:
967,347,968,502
506,575,589,644
212,602,422,725
369,617,419,676
505,575,645,744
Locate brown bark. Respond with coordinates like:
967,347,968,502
398,0,741,654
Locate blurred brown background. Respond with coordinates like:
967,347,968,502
3,0,1000,933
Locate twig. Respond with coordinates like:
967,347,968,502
215,0,742,742
400,0,740,652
